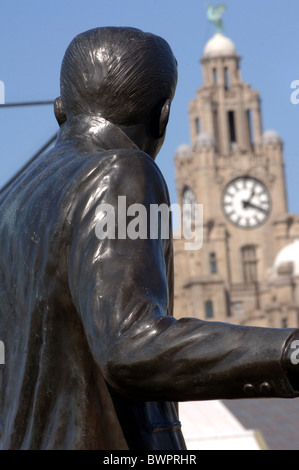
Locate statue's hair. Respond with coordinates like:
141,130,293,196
60,27,178,125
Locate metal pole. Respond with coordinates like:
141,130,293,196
0,132,58,194
0,101,54,108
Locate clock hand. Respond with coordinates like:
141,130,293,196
245,185,256,204
242,200,267,214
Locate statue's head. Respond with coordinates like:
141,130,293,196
56,27,177,132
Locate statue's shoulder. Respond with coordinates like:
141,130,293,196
105,148,165,181
106,147,155,165
65,148,168,208
105,148,169,201
74,147,169,206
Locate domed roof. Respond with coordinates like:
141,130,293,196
274,239,299,277
262,130,282,145
194,133,215,148
203,33,237,59
175,144,192,159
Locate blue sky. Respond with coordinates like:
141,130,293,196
1,0,299,217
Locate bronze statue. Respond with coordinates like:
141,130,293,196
0,27,298,450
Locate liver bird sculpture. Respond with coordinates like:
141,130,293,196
206,3,227,33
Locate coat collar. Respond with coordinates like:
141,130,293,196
56,115,139,153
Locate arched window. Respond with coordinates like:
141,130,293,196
228,110,236,145
209,252,217,273
205,300,214,319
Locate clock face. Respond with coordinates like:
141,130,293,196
222,177,271,229
182,187,196,225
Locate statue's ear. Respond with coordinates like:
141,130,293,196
54,97,67,126
151,99,171,139
158,99,171,138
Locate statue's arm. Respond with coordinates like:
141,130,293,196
68,150,299,402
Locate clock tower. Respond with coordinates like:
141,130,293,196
173,32,299,327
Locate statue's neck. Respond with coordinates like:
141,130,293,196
56,114,140,153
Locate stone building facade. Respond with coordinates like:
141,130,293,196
173,32,299,328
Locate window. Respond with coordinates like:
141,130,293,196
195,118,201,135
209,252,217,273
205,300,214,319
228,110,236,145
241,245,258,283
224,67,230,89
246,109,254,147
213,108,219,149
213,68,218,84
